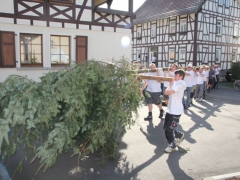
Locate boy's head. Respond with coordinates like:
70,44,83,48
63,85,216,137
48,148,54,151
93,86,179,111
174,69,185,80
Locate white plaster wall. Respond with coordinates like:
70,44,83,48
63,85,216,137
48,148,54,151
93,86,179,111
0,0,14,13
0,23,132,82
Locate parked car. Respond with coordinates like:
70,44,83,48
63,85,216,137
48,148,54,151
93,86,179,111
225,69,232,82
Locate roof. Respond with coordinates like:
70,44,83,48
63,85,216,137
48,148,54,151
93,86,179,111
133,0,206,25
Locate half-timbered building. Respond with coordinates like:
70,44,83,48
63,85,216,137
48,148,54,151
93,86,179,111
132,0,240,69
0,0,134,82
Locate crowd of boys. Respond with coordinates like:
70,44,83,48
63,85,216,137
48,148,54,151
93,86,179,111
140,62,221,153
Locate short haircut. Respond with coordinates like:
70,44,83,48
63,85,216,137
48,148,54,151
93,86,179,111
171,63,178,69
175,69,185,79
149,63,156,67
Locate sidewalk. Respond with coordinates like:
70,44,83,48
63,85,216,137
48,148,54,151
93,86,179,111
5,82,240,180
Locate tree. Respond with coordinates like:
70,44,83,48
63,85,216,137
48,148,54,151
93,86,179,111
0,59,142,174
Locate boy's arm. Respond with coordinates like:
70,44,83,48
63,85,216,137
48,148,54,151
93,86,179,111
164,80,175,95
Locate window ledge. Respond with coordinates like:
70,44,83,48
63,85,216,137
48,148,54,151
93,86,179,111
169,33,176,36
233,36,239,38
136,37,142,40
16,67,72,71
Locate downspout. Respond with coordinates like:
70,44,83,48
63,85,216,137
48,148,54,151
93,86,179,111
193,13,198,66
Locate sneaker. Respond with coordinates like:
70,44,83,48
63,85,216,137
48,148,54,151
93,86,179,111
195,98,199,101
176,134,184,146
144,116,152,121
165,146,178,153
199,98,203,102
159,110,164,118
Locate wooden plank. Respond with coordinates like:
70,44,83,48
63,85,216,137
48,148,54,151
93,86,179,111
139,75,173,82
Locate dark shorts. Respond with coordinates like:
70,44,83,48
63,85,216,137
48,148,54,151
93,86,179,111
162,87,169,100
145,91,162,105
208,79,215,85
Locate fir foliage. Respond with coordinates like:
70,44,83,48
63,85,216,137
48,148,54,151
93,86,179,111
0,59,142,173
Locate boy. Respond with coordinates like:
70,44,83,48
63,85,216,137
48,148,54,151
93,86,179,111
163,69,186,153
141,63,164,120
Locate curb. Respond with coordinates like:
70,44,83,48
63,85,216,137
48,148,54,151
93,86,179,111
204,172,240,180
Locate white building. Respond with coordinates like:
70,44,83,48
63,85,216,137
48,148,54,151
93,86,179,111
0,0,134,82
132,0,240,69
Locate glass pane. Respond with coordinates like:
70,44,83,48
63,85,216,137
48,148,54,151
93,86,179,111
32,45,41,54
170,51,174,60
51,36,60,45
60,36,69,45
28,54,41,63
20,53,27,62
61,46,70,54
31,35,41,44
60,55,70,63
51,55,60,63
51,46,61,54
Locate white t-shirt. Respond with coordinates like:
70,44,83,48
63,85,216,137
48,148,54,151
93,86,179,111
215,67,221,75
163,71,174,87
196,72,204,84
146,71,163,92
184,70,194,87
151,56,156,63
192,73,198,86
203,70,208,81
167,80,186,115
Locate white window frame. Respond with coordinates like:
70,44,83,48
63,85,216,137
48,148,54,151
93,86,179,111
225,0,229,7
216,21,222,35
169,49,175,62
179,49,186,62
180,19,187,32
170,20,176,33
216,49,221,62
234,24,239,36
137,27,142,38
218,0,223,6
151,24,157,37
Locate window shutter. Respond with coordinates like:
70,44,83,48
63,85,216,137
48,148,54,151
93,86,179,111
0,31,16,68
76,36,88,64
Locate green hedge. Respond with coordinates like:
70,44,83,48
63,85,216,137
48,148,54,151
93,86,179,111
232,62,240,80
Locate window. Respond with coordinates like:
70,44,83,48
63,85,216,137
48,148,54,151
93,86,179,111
218,0,223,6
151,24,156,37
180,19,187,32
170,20,176,33
234,24,239,36
216,21,222,35
179,49,186,62
137,50,141,61
232,50,237,62
20,34,42,67
51,35,70,65
137,27,142,38
216,49,221,62
169,49,175,61
225,0,229,7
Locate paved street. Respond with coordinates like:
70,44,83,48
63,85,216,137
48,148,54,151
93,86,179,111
5,81,240,180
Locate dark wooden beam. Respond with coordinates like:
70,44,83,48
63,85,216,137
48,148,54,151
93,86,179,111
95,7,135,17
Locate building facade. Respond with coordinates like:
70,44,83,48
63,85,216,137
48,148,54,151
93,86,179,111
132,0,240,69
0,0,134,82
